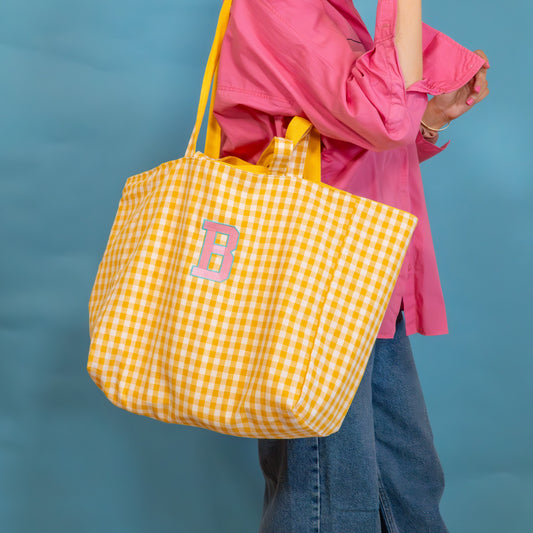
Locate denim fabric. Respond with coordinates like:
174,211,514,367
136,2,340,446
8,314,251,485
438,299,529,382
258,313,448,533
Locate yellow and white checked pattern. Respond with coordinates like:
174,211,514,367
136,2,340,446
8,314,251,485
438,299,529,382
87,0,417,438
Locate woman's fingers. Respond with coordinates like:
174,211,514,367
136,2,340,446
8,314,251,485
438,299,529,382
466,50,490,106
467,76,487,105
473,49,490,69
476,87,490,104
467,82,489,107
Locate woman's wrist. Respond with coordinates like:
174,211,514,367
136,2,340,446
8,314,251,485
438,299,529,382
419,123,439,144
422,99,450,131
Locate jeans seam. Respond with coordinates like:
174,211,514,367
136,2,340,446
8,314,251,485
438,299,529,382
378,472,398,533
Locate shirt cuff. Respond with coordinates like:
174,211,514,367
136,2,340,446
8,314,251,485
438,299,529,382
416,130,450,162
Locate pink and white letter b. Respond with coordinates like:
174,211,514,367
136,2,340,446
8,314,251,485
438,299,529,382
191,220,239,282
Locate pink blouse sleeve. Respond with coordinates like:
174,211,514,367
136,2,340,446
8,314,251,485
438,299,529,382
215,0,487,153
216,0,429,152
414,23,488,163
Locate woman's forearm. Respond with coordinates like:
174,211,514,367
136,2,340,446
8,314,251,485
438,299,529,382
395,0,423,88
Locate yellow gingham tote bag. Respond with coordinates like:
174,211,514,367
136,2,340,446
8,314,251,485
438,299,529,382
87,0,417,438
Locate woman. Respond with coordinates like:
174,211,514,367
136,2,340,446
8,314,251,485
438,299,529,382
213,0,489,531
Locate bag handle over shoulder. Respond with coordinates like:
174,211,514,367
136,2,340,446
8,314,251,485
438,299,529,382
184,0,231,159
185,0,321,183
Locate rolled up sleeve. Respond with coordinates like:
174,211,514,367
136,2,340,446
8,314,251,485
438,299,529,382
215,1,487,155
216,0,428,152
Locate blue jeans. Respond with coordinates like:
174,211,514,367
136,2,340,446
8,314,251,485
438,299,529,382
258,313,448,532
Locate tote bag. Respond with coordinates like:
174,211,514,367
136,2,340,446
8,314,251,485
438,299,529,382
87,0,417,438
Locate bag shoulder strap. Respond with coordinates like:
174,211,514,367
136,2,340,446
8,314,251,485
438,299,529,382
185,0,232,159
185,0,321,183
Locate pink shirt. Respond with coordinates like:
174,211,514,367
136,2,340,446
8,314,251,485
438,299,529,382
213,0,487,338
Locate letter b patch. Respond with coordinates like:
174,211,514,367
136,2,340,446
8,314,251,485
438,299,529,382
191,220,240,282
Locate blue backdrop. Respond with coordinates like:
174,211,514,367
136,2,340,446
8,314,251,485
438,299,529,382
1,1,531,531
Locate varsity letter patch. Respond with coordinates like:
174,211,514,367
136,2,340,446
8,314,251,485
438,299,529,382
190,220,240,282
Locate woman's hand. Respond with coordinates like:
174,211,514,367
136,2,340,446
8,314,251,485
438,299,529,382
422,49,490,130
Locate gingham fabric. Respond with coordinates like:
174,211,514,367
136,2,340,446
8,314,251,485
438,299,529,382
87,0,417,438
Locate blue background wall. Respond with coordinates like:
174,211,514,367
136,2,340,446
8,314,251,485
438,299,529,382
1,1,531,531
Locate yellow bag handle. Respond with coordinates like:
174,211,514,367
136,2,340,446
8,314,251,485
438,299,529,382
287,117,322,184
185,0,321,183
184,0,231,159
